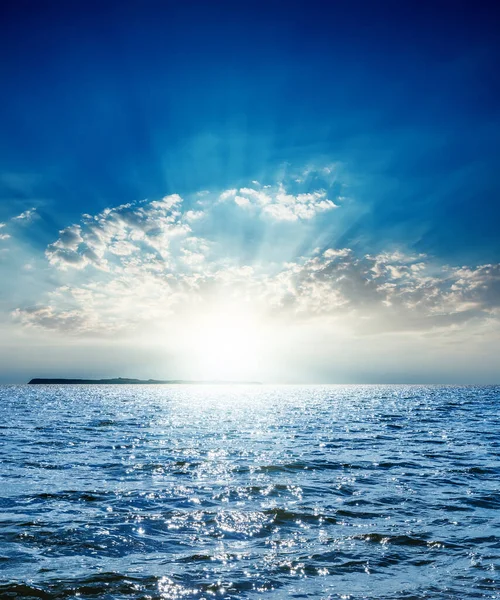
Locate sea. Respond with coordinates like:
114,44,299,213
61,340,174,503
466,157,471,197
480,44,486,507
1,384,499,599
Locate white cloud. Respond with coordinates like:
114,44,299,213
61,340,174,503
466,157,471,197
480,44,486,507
45,194,191,270
267,249,500,333
234,195,251,207
0,222,10,240
219,183,338,221
10,171,500,341
184,210,205,222
14,230,500,337
13,207,37,221
12,305,94,333
238,188,272,205
219,189,237,201
56,225,83,250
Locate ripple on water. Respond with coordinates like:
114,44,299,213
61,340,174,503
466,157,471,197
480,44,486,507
0,384,499,599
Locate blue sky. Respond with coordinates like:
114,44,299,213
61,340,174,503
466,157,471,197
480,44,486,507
1,1,499,382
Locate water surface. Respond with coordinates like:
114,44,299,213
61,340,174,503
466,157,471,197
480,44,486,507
1,384,499,598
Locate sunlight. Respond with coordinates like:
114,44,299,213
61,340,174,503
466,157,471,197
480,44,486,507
183,304,264,380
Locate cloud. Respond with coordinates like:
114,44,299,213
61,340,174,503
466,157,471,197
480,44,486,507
0,223,10,240
184,210,205,222
219,189,237,201
0,208,38,242
12,306,93,333
11,170,500,339
14,236,500,337
219,183,338,221
45,195,192,271
265,249,500,334
12,207,37,221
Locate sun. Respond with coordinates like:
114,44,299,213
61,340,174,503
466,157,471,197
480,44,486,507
182,304,264,381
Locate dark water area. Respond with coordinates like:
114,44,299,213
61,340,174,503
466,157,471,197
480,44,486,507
1,384,499,599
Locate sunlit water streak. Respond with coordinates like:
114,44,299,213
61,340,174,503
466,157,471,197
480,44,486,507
1,384,499,599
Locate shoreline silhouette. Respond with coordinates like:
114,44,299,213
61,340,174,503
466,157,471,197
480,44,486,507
28,377,261,385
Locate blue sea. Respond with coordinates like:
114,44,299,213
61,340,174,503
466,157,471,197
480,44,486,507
1,384,499,599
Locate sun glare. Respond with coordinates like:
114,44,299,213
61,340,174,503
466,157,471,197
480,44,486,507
183,305,265,381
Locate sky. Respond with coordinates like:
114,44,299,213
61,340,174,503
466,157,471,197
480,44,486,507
0,0,499,383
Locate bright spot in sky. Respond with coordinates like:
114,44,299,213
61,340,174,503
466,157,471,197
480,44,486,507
181,304,265,380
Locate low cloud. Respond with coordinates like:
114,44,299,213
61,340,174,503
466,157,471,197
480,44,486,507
267,250,500,333
11,171,500,339
12,306,93,333
14,241,500,337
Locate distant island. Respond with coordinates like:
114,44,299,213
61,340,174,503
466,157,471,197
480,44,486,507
28,377,261,385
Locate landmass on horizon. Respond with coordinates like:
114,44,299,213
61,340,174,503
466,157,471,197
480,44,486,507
28,378,261,385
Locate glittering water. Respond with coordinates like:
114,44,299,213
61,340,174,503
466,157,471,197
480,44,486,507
1,385,499,599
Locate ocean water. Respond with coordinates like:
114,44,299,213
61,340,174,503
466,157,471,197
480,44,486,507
1,384,499,599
